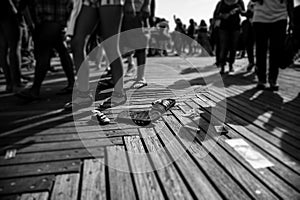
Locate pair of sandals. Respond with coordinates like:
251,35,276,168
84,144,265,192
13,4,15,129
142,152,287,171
128,98,176,126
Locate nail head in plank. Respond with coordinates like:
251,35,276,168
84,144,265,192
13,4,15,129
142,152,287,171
0,176,54,195
20,192,49,200
51,174,80,200
107,146,137,200
124,136,165,200
81,159,106,200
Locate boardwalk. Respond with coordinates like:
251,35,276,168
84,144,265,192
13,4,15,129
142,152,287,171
0,56,300,200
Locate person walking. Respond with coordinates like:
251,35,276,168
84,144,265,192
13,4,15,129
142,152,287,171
65,0,128,110
214,0,245,74
0,0,23,93
252,0,293,91
16,0,75,100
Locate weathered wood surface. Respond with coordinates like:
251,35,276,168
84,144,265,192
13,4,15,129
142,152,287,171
0,57,299,199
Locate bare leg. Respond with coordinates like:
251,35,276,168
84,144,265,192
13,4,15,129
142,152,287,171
98,6,124,95
71,6,99,92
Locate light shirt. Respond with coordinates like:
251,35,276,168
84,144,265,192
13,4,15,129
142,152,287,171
295,0,300,7
253,0,288,23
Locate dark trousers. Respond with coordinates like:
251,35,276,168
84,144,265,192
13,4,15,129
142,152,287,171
294,6,300,50
218,29,240,67
0,16,21,87
242,20,255,64
32,22,74,93
253,20,287,85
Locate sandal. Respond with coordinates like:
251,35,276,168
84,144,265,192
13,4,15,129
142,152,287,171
100,92,127,109
91,109,110,125
129,110,151,126
129,99,176,126
149,99,176,121
131,80,147,89
64,91,93,111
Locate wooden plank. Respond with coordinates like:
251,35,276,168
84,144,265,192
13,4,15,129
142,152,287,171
0,138,122,154
0,129,138,145
202,89,300,161
20,192,49,200
0,160,81,179
0,126,138,138
81,159,106,200
151,119,251,200
211,87,300,139
51,174,80,200
164,113,279,200
0,175,54,195
0,148,104,166
191,96,300,191
140,128,196,200
152,121,222,200
184,98,300,199
124,136,165,200
228,86,300,119
107,146,137,200
215,86,300,130
0,195,19,200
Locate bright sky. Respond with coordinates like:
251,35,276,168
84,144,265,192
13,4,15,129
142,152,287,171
156,0,250,29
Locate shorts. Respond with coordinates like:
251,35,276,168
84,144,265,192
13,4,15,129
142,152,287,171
82,0,124,8
120,14,149,53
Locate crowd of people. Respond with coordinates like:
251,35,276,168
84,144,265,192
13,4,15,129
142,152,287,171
0,0,299,114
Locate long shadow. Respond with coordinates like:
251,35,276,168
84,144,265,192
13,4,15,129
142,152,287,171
0,67,107,154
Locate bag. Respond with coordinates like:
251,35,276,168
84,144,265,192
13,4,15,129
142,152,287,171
280,33,295,69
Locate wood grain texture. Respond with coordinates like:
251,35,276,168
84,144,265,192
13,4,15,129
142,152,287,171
81,159,106,200
20,192,49,200
124,136,165,200
140,128,194,200
51,174,80,200
107,146,137,200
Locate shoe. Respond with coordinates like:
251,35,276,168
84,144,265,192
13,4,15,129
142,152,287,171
131,80,147,89
247,63,255,72
90,109,110,125
229,65,234,73
100,91,127,109
267,84,279,92
256,83,266,90
64,91,93,111
15,88,40,100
